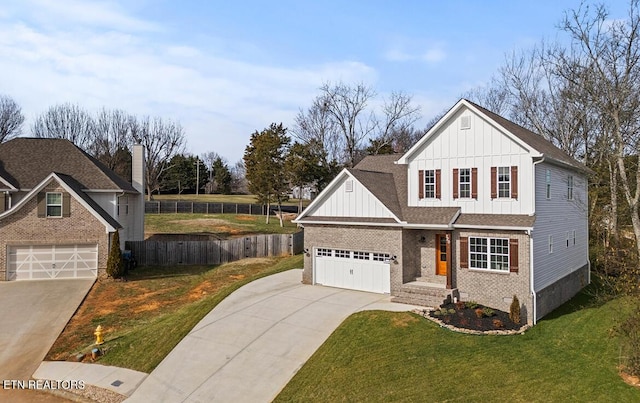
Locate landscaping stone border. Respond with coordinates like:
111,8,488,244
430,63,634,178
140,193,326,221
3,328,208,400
413,309,531,335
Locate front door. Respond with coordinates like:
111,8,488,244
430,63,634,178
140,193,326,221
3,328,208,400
436,234,447,276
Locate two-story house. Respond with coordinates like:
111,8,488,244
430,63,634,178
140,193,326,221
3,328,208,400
293,99,591,325
0,138,145,281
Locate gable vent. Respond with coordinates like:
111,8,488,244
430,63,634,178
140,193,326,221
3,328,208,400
345,180,354,192
460,116,471,130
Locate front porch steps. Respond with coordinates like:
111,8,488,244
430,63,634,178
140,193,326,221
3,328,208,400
391,281,458,308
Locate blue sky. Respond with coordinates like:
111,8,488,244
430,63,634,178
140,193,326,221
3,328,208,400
0,1,629,163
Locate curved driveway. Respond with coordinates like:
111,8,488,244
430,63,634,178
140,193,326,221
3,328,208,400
127,269,416,403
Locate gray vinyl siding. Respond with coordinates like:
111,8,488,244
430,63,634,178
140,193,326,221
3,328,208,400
532,162,589,292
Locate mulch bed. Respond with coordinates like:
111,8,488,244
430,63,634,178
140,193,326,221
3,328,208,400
423,302,527,334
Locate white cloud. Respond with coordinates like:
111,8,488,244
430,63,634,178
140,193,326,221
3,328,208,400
384,41,447,65
0,13,378,162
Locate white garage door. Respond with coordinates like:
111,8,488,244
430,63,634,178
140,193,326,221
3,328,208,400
314,248,391,294
7,244,98,280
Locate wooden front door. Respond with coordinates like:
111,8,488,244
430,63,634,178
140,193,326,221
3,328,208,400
436,234,447,276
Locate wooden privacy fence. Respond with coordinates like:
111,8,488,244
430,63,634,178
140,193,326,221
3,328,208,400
125,231,304,266
145,201,302,215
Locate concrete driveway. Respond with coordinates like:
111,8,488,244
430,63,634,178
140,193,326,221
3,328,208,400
0,279,94,380
127,269,416,403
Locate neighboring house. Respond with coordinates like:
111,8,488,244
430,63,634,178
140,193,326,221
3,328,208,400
294,99,591,325
289,185,317,201
0,138,145,281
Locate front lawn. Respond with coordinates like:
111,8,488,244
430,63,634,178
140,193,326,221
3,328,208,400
46,255,302,373
276,291,639,401
145,213,299,239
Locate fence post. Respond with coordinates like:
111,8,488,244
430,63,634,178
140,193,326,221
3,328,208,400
175,201,177,214
191,202,194,214
236,204,238,214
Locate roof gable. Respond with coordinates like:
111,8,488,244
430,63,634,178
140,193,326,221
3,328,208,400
0,138,138,192
295,169,401,222
0,172,120,232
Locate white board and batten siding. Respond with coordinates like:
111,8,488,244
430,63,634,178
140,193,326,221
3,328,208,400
304,174,395,219
532,162,589,292
406,107,535,215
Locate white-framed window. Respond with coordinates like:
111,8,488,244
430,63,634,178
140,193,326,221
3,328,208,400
316,248,332,257
424,170,435,198
117,195,129,215
498,167,511,198
372,253,391,262
469,237,509,272
353,251,370,260
46,192,62,217
567,175,574,200
334,250,350,258
546,169,551,199
459,168,471,198
549,235,553,254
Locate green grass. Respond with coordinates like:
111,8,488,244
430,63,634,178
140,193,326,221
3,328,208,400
276,290,639,402
145,213,300,238
47,255,303,373
151,193,309,207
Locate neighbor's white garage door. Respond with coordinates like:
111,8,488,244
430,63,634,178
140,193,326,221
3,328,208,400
7,244,98,280
314,248,391,294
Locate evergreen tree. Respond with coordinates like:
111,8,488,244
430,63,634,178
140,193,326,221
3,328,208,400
106,231,124,279
244,123,290,225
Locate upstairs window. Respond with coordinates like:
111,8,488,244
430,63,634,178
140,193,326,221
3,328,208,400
117,195,129,215
419,169,440,199
453,168,477,199
46,192,62,217
567,175,574,200
491,166,518,199
459,168,471,198
498,167,510,198
546,169,552,199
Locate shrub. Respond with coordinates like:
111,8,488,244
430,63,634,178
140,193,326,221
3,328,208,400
613,301,640,376
466,301,479,309
493,319,504,328
475,308,484,318
482,307,495,317
509,295,521,324
448,308,456,315
455,301,466,310
106,231,124,279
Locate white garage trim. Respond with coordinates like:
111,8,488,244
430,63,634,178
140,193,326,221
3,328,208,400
8,244,98,280
313,248,391,294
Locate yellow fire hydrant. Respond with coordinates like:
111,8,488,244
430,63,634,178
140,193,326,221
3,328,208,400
94,325,104,345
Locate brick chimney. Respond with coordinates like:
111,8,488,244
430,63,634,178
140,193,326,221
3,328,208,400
132,144,145,240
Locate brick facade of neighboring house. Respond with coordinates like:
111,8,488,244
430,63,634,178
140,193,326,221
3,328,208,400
0,138,145,281
295,99,591,325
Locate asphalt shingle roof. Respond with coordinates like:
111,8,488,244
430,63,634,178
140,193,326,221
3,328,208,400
0,138,137,192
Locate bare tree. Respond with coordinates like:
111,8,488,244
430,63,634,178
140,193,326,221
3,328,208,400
292,97,341,166
130,116,185,200
0,95,24,142
31,103,95,150
368,91,421,155
320,82,377,167
92,108,133,169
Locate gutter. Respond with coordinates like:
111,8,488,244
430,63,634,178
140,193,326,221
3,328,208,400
530,156,546,325
453,224,533,232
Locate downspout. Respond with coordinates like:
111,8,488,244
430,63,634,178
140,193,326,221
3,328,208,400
530,156,546,325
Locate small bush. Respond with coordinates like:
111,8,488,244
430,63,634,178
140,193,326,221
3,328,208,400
475,308,484,318
483,307,495,317
448,308,456,315
493,319,504,328
455,301,466,310
433,310,442,317
466,301,479,309
509,295,521,324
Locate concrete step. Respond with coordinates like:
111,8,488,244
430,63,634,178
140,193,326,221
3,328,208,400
392,290,453,308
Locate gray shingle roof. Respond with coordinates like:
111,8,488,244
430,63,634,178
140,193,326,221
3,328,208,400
466,100,591,173
56,174,122,229
0,138,137,192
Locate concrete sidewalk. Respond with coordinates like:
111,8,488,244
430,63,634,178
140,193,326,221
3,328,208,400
33,361,147,397
126,269,417,403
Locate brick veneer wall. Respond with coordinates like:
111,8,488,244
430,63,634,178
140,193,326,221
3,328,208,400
454,230,533,325
0,181,109,280
302,225,404,293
